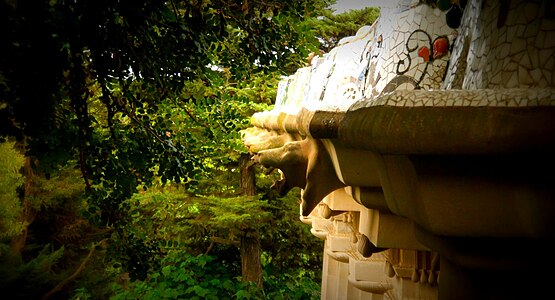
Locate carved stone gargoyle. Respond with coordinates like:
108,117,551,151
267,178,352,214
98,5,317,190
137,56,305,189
252,137,346,216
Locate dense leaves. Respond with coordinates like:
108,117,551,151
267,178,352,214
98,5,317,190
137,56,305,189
0,140,25,241
0,0,379,298
1,0,329,204
111,251,320,300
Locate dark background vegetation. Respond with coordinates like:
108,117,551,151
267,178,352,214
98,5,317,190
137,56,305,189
0,0,378,298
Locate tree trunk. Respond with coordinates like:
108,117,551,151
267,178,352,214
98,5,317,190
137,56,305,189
240,234,262,287
239,153,256,196
239,153,263,288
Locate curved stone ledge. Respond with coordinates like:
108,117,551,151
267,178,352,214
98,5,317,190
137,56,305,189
347,274,393,294
247,88,555,155
310,228,328,240
326,249,350,263
336,104,555,154
299,215,312,225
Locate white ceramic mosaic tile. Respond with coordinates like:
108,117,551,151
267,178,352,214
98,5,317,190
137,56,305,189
444,0,555,90
348,88,555,109
272,0,555,113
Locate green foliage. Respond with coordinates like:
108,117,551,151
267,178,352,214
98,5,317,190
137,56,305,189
71,287,93,300
112,188,268,281
0,162,115,299
259,191,323,281
110,250,320,300
253,172,323,280
309,6,380,52
31,162,86,210
1,0,332,228
115,182,323,291
123,188,272,253
262,271,321,299
0,244,65,299
0,139,25,241
1,0,338,298
206,195,273,233
25,164,92,262
110,230,163,282
111,251,240,300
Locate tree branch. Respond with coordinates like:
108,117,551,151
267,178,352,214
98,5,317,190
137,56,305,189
210,236,240,246
42,238,109,300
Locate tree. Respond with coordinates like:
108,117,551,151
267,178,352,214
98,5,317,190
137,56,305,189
1,0,331,296
308,6,380,52
239,153,262,287
1,0,330,220
0,139,25,241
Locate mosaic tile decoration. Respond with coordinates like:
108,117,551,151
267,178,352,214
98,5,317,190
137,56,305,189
269,0,555,116
349,88,555,109
444,0,555,90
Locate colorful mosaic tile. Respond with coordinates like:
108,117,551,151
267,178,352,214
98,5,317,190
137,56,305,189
270,0,555,115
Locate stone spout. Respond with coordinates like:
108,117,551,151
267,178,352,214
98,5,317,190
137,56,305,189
254,138,345,216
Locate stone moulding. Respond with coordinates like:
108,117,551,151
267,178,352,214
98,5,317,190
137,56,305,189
347,274,393,294
250,88,555,154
